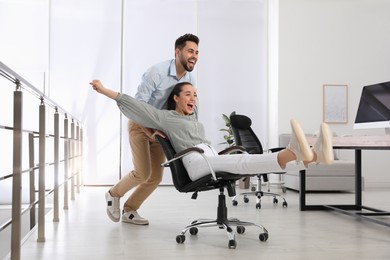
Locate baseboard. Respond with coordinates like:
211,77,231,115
364,182,390,189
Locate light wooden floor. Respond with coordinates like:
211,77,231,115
18,185,390,260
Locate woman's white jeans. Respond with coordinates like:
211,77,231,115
182,143,306,181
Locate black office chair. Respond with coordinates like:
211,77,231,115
156,135,268,249
230,114,288,209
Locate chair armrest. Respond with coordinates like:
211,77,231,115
161,145,218,181
218,145,247,155
161,147,204,167
175,147,204,158
269,147,284,153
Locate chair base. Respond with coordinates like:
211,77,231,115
263,175,287,193
232,175,288,209
175,190,269,249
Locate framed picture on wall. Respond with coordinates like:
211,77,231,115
323,84,348,123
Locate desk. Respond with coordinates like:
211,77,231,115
300,135,390,227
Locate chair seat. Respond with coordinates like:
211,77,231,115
178,173,254,198
178,174,233,191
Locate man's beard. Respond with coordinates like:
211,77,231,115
180,56,194,72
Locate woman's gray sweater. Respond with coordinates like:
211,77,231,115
116,93,211,153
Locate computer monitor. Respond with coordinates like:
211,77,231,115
354,81,390,134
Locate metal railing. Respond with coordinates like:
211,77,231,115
0,61,84,260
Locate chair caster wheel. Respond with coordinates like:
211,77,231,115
256,202,261,209
228,239,237,249
259,232,269,242
232,200,238,206
283,201,288,207
189,227,198,235
273,198,278,204
236,226,245,234
243,197,249,203
176,234,185,244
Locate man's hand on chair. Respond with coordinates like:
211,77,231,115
140,127,167,141
151,130,167,140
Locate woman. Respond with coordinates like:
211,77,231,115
90,80,333,181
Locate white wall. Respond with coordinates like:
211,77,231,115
5,0,388,188
278,0,390,187
0,0,49,89
0,0,267,186
196,0,267,151
0,0,52,204
48,0,123,185
121,0,267,184
120,0,199,184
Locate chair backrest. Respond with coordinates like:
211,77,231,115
156,135,193,190
230,114,264,155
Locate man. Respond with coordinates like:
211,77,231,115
105,33,199,224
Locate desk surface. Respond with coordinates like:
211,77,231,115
307,135,390,149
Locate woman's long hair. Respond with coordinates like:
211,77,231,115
166,82,192,110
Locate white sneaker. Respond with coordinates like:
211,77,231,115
287,119,313,162
313,123,334,164
105,191,120,222
122,210,149,225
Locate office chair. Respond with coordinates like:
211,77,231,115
156,135,269,249
230,114,288,209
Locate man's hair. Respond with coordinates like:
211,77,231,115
175,34,199,50
166,82,193,110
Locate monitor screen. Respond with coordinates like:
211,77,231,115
354,81,390,130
